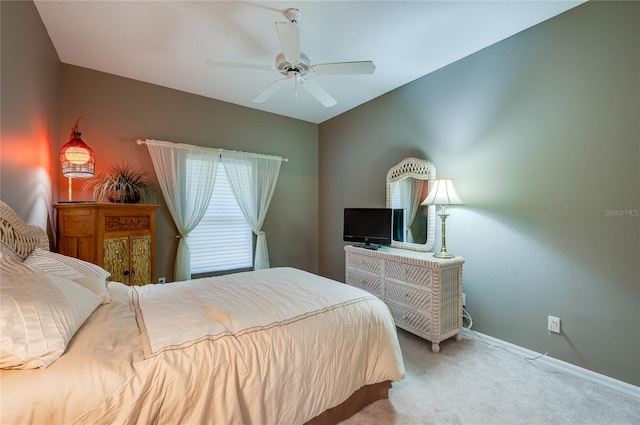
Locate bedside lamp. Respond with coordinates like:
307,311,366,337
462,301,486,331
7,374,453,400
60,117,94,201
421,178,464,258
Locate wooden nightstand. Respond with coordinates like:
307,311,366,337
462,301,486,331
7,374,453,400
345,245,464,352
54,203,159,285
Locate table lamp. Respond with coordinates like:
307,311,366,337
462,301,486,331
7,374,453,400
421,178,464,258
60,117,94,201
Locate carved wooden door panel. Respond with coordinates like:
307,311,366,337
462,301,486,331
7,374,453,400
130,235,151,286
104,237,129,283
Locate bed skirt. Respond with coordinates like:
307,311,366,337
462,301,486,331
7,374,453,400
305,381,392,425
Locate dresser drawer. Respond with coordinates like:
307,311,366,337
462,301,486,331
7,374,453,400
347,252,382,274
104,215,151,232
385,260,433,290
386,302,432,336
385,281,431,313
346,269,382,296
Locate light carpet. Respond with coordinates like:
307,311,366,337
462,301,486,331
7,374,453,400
340,329,639,425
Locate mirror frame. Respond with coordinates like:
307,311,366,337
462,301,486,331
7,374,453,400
385,157,436,252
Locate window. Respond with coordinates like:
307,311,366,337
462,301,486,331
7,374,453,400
188,164,253,274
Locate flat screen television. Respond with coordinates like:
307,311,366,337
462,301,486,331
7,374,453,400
343,208,392,250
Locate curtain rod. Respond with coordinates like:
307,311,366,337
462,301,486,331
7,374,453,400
136,139,288,162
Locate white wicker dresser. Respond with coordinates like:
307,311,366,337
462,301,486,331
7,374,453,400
344,245,464,353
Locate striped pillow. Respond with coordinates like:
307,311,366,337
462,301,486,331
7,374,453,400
1,254,102,369
24,248,111,304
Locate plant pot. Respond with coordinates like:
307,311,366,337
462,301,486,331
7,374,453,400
108,189,141,204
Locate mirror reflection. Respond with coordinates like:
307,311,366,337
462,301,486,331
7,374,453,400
385,157,436,252
389,178,429,244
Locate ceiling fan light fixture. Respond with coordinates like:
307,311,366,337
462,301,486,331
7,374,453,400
276,52,310,75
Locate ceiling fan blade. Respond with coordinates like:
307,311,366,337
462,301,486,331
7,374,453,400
312,61,376,75
276,22,300,63
206,60,274,72
301,79,337,107
253,79,287,103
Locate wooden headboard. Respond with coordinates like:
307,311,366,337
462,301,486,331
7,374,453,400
0,200,49,260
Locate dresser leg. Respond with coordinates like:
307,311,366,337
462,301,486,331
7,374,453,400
455,333,462,342
431,343,440,353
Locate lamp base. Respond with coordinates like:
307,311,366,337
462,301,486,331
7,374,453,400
434,251,455,259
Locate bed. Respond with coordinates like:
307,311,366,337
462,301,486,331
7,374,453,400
0,200,404,425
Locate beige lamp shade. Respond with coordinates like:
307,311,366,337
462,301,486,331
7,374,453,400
421,178,464,206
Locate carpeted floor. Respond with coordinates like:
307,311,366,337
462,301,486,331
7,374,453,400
340,329,639,425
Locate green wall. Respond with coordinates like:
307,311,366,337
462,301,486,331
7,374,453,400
319,1,639,386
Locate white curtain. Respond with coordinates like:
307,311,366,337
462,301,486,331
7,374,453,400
399,178,427,243
145,140,220,281
221,152,281,270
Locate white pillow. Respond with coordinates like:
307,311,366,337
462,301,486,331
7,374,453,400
0,255,102,369
24,248,111,304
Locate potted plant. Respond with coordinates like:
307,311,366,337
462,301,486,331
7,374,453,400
83,161,160,204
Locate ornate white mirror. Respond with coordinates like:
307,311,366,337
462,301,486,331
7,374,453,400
386,157,436,252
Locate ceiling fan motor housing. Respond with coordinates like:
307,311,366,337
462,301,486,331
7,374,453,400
276,52,310,76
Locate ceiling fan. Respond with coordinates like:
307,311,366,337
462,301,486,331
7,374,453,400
206,8,376,107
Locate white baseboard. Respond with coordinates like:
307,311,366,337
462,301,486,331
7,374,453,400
462,328,639,401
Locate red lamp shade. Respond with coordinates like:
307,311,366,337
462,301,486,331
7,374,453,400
60,117,94,178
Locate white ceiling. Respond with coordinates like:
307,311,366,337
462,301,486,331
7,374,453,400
34,1,585,124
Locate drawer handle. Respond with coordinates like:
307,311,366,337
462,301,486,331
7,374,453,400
404,291,410,298
401,314,408,320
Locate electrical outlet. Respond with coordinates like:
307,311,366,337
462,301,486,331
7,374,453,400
158,277,166,284
462,293,466,307
548,316,560,333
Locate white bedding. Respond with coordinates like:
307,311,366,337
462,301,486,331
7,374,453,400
1,267,404,425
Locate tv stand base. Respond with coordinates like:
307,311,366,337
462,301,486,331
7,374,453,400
353,243,380,250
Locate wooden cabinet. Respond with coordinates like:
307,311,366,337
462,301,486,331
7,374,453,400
345,245,464,353
54,203,159,286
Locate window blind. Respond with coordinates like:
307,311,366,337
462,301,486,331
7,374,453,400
189,165,253,274
391,184,401,209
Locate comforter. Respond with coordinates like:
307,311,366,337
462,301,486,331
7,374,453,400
1,267,404,425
